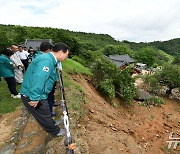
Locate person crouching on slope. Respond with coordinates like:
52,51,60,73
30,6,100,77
20,42,69,136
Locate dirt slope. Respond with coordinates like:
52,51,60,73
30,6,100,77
72,76,180,154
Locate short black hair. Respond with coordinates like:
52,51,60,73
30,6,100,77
40,42,53,52
18,45,23,48
53,42,69,53
2,48,14,57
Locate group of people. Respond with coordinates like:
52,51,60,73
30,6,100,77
0,45,36,98
0,45,24,98
0,42,70,137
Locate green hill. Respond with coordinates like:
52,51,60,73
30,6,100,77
0,24,119,52
149,38,180,56
0,24,179,59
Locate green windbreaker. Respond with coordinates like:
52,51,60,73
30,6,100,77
20,52,57,101
0,54,14,77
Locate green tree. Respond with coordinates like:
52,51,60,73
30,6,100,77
80,42,98,51
0,31,12,51
78,49,102,66
13,26,27,44
158,64,180,94
103,45,132,56
52,30,80,56
92,58,118,86
144,74,161,94
114,68,136,102
134,47,156,67
99,79,115,101
172,55,180,66
92,58,136,103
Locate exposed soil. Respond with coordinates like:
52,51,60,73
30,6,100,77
0,75,180,154
0,110,21,149
72,76,180,154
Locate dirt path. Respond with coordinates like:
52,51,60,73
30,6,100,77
72,76,180,154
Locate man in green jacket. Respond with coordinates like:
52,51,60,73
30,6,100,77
0,49,21,98
20,42,69,136
32,41,59,117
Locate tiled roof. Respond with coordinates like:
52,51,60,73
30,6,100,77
109,54,136,63
24,39,52,50
105,54,136,67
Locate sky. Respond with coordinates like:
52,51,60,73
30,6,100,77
0,0,180,43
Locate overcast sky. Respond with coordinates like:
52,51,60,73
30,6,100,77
0,0,180,42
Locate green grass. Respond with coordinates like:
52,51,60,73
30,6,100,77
59,72,86,110
0,78,22,114
61,58,91,112
55,71,87,122
158,50,174,64
62,58,92,76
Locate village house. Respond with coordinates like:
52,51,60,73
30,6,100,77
23,39,52,51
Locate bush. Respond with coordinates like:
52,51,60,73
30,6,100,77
103,44,132,56
92,57,117,86
158,64,180,94
114,68,137,103
143,96,165,106
144,74,161,94
71,56,86,66
78,49,102,66
98,79,115,101
134,47,156,67
92,59,137,104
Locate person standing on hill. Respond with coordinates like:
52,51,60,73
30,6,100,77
27,48,34,64
20,42,69,136
17,46,29,71
10,45,24,84
0,49,21,98
33,42,53,58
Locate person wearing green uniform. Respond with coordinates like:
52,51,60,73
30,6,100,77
0,49,21,98
33,41,58,117
20,42,69,136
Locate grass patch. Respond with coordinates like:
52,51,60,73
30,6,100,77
141,96,165,107
62,58,92,76
55,71,87,123
63,72,86,111
0,78,22,114
158,50,174,64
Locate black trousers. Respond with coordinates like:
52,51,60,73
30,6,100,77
21,95,60,135
21,59,28,71
4,77,18,95
48,82,56,113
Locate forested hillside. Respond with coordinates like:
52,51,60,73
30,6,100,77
149,38,180,55
0,24,118,52
122,39,180,56
1,24,180,56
